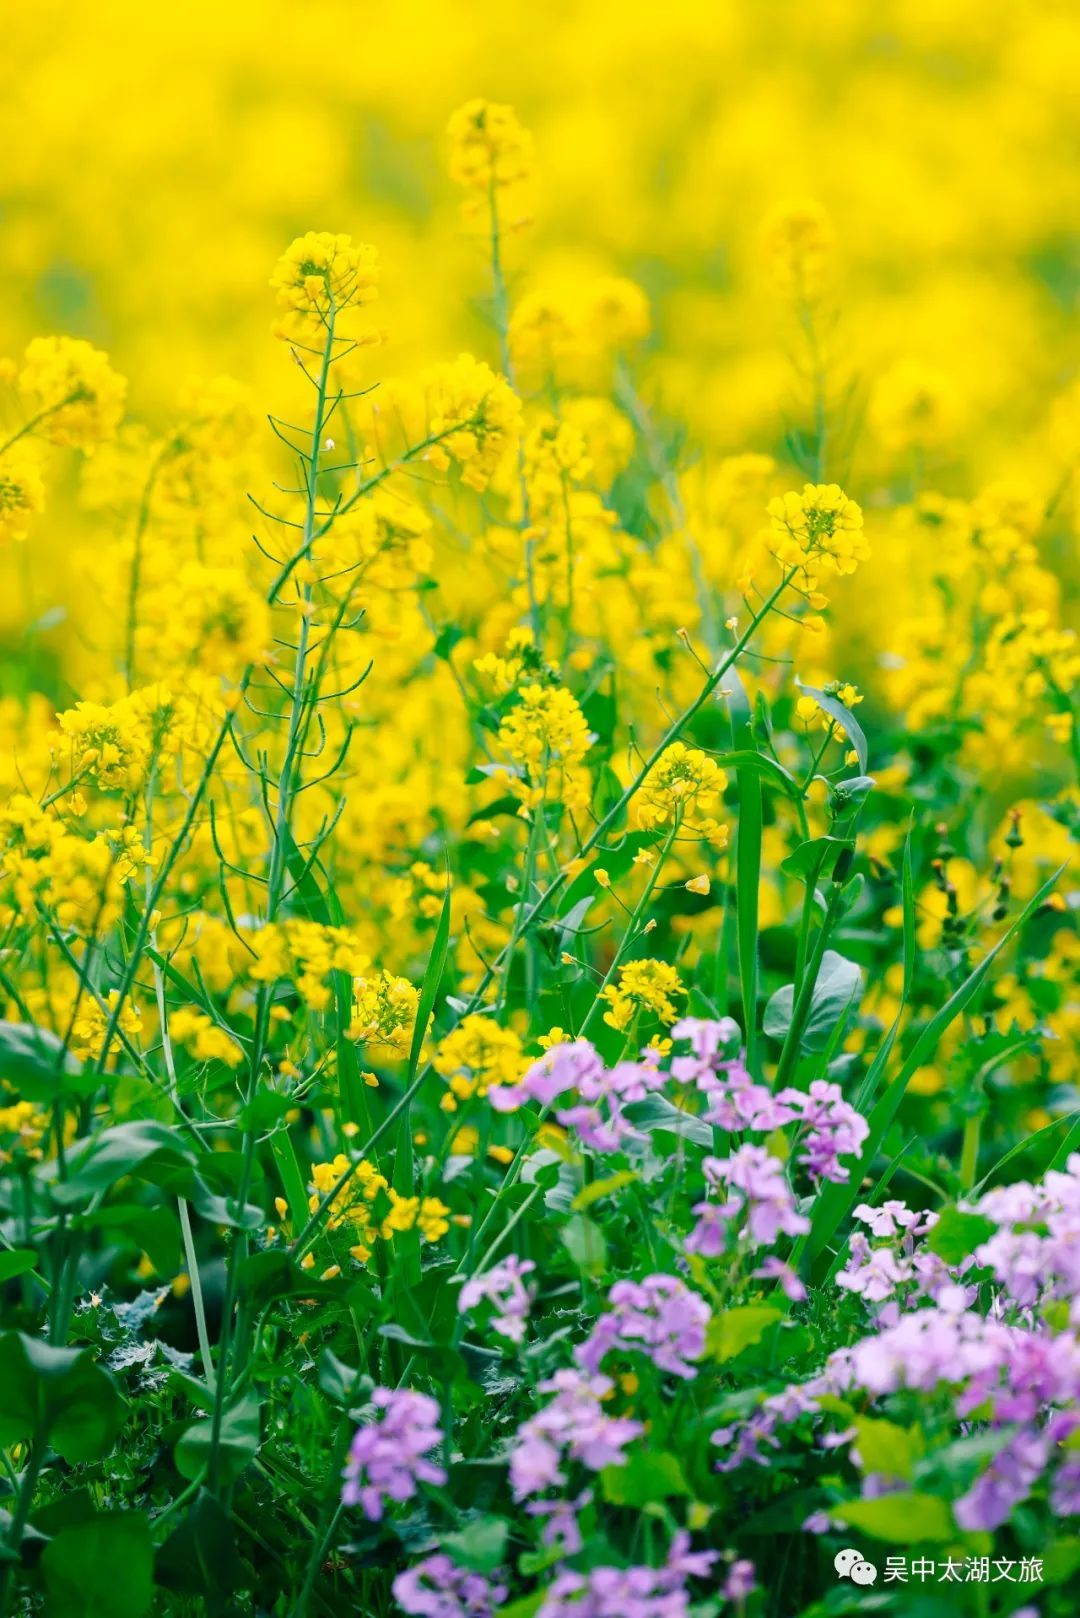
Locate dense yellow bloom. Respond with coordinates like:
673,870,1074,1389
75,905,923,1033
249,921,375,1014
270,231,380,347
767,483,869,584
307,1154,449,1262
434,1014,524,1106
510,278,650,392
349,968,418,1052
55,698,149,792
497,683,593,810
0,444,45,543
423,354,522,492
18,336,126,450
446,99,534,198
601,959,687,1032
633,742,728,847
138,562,270,680
169,1007,245,1068
0,1100,48,1162
71,991,142,1063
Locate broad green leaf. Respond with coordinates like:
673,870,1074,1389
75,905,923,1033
0,1334,122,1462
0,1249,37,1283
926,1208,996,1266
175,1395,260,1485
81,1205,180,1276
440,1515,509,1573
707,1304,783,1363
623,1094,712,1147
763,950,862,1051
853,1417,924,1482
781,837,853,884
601,1449,690,1505
834,1491,954,1544
41,1512,153,1618
559,1213,608,1275
0,1019,93,1102
155,1490,246,1597
52,1121,200,1207
795,679,868,771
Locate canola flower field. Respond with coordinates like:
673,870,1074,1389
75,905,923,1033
0,3,1079,1615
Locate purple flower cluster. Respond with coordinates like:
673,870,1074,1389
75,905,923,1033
536,1532,718,1618
577,1273,710,1380
836,1201,951,1307
785,1077,869,1183
491,1039,666,1153
713,1298,1080,1526
341,1387,446,1520
457,1254,536,1344
510,1368,643,1500
673,1020,868,1184
393,1555,508,1618
689,1145,809,1252
973,1152,1080,1314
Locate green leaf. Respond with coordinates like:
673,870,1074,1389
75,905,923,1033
623,1095,712,1147
0,1020,93,1102
853,1417,924,1482
52,1121,200,1207
268,1129,309,1236
795,679,868,772
926,1208,996,1266
763,950,863,1051
155,1490,246,1597
600,1449,689,1505
834,1491,954,1544
781,837,854,885
0,1334,123,1463
559,1213,608,1275
175,1395,260,1485
707,1304,783,1363
41,1512,153,1617
440,1515,509,1573
81,1206,179,1276
0,1249,38,1283
571,1170,639,1210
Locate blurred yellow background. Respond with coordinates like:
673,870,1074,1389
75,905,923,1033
2,0,1079,693
2,0,1078,435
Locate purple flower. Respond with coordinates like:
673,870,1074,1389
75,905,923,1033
490,1039,666,1154
685,1197,740,1257
707,1146,809,1247
341,1387,447,1519
535,1533,717,1618
778,1079,869,1184
491,1041,603,1111
526,1490,591,1557
510,1369,643,1500
954,1429,1050,1531
457,1255,536,1345
393,1554,507,1618
577,1274,710,1380
722,1560,757,1602
754,1256,807,1302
